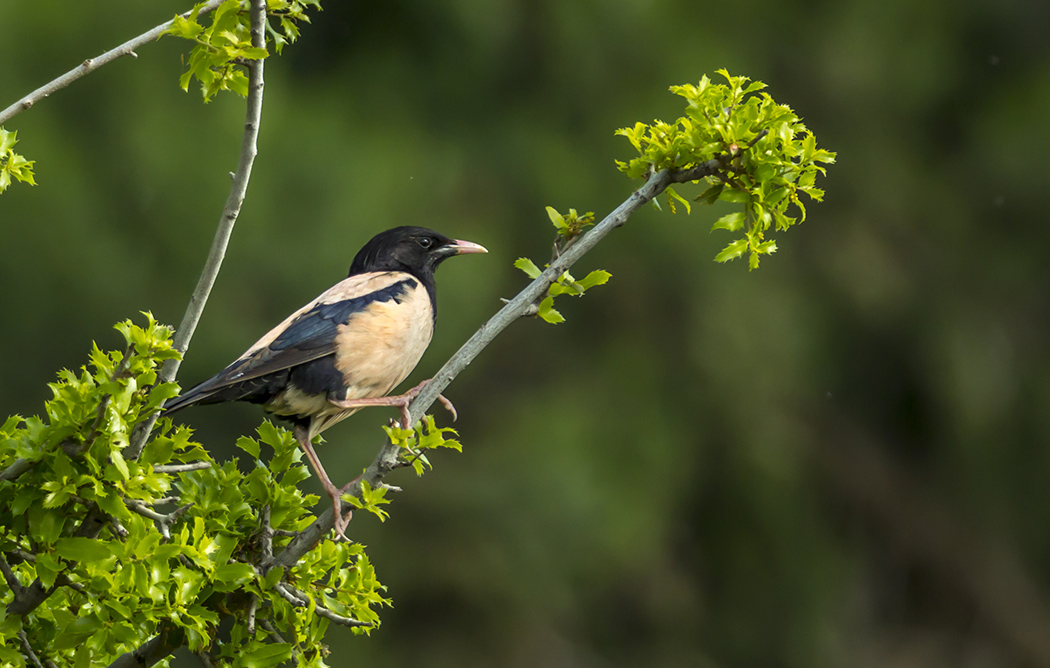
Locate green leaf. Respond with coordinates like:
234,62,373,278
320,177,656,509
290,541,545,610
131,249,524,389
712,212,745,232
537,296,565,324
214,562,256,589
666,187,692,214
546,206,567,231
54,537,112,563
236,435,260,459
241,642,294,668
514,257,542,279
714,239,748,263
578,270,612,291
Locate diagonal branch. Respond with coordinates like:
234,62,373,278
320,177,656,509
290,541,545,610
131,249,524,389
0,0,225,125
273,158,726,566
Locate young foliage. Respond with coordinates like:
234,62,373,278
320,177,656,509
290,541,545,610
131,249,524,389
0,127,36,194
616,70,836,269
166,0,321,101
0,316,387,667
514,206,612,324
384,416,463,478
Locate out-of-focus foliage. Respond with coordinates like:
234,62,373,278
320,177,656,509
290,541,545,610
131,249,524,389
0,318,386,666
0,128,35,194
1,1,1048,667
617,71,836,269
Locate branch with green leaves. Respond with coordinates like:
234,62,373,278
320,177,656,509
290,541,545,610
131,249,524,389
0,71,833,666
0,0,318,196
616,70,835,269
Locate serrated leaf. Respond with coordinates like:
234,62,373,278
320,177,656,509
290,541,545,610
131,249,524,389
537,295,565,324
712,212,745,232
514,257,542,279
714,239,748,263
241,642,293,668
236,435,260,459
55,537,112,562
578,270,612,291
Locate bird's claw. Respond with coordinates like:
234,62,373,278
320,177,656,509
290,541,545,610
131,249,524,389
437,393,457,422
323,482,354,542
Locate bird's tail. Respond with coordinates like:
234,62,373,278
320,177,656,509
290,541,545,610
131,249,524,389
159,377,225,416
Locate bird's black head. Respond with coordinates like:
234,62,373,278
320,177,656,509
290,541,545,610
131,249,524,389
348,226,487,281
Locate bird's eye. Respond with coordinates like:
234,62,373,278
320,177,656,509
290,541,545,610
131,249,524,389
418,237,433,249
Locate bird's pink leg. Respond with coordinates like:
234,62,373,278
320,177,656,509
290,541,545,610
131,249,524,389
293,424,353,540
330,380,457,429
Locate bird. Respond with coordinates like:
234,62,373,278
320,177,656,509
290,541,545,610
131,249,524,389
161,226,487,538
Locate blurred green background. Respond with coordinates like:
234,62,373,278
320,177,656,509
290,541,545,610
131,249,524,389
3,0,1050,666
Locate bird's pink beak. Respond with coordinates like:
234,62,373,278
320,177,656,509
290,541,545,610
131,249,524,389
450,239,488,255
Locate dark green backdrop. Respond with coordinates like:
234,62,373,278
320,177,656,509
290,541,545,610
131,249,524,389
2,1,1049,666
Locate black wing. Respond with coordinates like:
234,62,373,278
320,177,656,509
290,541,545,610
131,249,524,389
162,276,413,414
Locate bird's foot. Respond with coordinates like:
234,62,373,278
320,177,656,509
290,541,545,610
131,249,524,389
321,479,354,542
330,379,458,431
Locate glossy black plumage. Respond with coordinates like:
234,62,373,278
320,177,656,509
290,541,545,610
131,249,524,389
162,226,487,537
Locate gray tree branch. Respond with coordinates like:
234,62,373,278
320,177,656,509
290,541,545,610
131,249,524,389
0,0,225,126
273,158,727,567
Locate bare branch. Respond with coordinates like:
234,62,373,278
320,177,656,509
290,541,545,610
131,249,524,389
311,602,374,629
151,461,212,474
0,0,225,125
0,553,23,596
0,458,33,482
128,0,268,459
247,595,259,636
18,630,46,668
260,505,274,568
105,631,180,668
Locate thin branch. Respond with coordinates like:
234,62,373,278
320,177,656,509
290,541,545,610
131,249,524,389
247,594,259,636
0,553,23,595
128,0,268,460
272,582,308,607
18,630,46,668
0,0,225,125
125,499,191,541
273,159,722,566
7,0,269,623
152,461,212,474
195,651,217,668
105,631,180,668
311,602,374,629
276,582,373,629
260,505,274,568
0,458,33,482
258,620,292,652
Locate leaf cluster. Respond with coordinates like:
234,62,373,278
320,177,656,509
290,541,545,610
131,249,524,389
0,316,386,667
0,128,36,194
513,206,613,324
384,416,463,480
616,70,836,269
166,0,321,101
